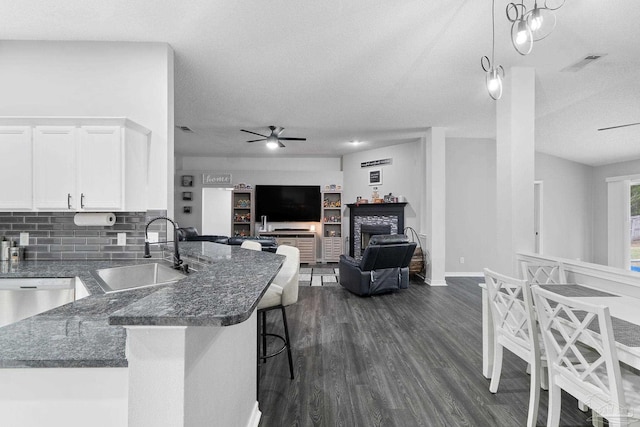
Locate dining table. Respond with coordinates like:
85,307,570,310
481,282,640,377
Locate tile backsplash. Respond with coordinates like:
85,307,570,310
0,210,167,261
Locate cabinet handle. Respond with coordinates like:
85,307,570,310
81,193,85,209
67,193,71,209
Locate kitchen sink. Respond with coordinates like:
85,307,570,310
91,263,187,294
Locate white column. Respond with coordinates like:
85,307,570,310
125,312,260,427
495,67,536,276
423,127,447,286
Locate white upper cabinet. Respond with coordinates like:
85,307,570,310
0,126,33,210
77,126,123,210
0,118,150,212
33,126,78,210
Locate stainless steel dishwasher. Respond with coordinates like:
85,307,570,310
0,278,76,328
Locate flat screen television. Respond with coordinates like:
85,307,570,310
256,185,321,222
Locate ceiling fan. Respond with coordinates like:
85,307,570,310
240,126,306,148
597,122,640,131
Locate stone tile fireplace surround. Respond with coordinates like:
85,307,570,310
347,203,407,258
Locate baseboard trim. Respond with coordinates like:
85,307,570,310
424,278,448,287
246,402,261,427
445,272,484,277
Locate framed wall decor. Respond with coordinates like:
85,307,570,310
182,191,192,201
183,206,192,214
368,169,382,186
181,175,194,187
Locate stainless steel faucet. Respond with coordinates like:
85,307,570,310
143,216,184,270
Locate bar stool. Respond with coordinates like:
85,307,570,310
257,245,300,395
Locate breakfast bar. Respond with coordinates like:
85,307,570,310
0,242,284,427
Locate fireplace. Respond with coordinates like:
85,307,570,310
360,224,392,250
347,202,407,258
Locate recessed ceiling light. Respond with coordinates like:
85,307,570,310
350,140,361,145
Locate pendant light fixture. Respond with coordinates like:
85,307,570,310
506,0,564,55
481,0,504,100
507,2,533,55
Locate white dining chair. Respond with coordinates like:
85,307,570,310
484,268,544,427
531,285,640,427
240,240,262,251
521,261,567,284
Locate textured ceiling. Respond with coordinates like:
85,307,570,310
1,0,639,165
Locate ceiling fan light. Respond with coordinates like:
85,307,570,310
266,140,279,149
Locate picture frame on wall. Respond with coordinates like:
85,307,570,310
183,206,192,214
368,169,382,186
182,191,192,201
181,175,194,187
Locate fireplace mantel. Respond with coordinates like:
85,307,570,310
346,202,407,214
347,203,407,257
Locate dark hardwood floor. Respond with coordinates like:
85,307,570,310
258,277,594,427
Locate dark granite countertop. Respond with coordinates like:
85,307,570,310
0,242,283,369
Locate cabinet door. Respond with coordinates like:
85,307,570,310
78,126,122,210
33,126,77,210
0,126,32,209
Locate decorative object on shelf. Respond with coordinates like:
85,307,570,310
481,0,504,100
234,183,250,190
371,187,379,200
182,191,192,201
181,175,194,187
183,206,192,214
506,0,564,56
368,169,382,185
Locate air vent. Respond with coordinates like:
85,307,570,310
176,125,194,133
561,54,606,72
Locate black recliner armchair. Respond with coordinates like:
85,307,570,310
339,234,416,296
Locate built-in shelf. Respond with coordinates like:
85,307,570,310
232,189,254,236
322,192,343,262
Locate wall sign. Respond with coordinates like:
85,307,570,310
202,173,232,186
368,169,382,186
361,158,392,168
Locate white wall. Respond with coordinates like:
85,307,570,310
534,152,594,262
445,138,496,273
176,156,343,241
0,41,173,210
342,141,422,234
591,158,640,265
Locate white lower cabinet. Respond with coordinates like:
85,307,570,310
1,118,150,212
0,126,33,210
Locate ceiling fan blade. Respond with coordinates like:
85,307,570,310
597,122,640,131
274,127,284,136
278,137,307,141
278,141,286,148
246,138,266,143
240,129,268,138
